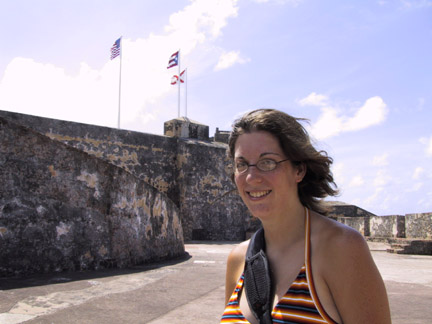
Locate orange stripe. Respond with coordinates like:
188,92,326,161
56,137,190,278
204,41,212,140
305,208,338,324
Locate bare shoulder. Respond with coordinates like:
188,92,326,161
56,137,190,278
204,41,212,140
310,211,376,289
311,211,391,323
224,240,249,305
228,240,249,264
311,211,369,256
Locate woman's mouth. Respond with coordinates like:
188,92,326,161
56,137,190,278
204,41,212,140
247,190,271,198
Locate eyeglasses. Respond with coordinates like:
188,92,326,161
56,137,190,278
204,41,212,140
234,158,290,174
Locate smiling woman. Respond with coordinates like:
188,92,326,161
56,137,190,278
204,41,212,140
221,109,391,324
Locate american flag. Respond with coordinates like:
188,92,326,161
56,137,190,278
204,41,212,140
110,38,121,60
167,51,179,69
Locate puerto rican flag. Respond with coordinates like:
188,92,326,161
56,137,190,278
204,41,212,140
167,51,179,69
171,70,185,85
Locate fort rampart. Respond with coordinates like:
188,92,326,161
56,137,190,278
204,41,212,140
0,110,431,276
0,111,251,276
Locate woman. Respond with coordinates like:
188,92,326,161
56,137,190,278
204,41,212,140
221,109,391,324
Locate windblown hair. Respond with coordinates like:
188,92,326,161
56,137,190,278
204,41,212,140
228,108,338,215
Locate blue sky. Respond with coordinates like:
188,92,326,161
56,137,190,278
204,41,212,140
0,0,431,216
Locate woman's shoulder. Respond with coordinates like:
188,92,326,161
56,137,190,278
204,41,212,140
309,211,392,323
227,240,249,266
310,210,371,269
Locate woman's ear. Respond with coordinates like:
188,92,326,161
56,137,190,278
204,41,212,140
295,162,306,183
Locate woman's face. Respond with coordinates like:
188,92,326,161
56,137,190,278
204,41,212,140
233,131,304,221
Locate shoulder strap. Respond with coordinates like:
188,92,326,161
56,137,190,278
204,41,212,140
244,228,273,324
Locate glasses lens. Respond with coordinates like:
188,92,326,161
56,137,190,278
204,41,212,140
257,159,277,171
235,161,248,173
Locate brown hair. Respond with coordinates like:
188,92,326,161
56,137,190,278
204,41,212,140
228,109,338,214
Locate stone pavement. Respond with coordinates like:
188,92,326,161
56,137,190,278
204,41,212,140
0,241,431,324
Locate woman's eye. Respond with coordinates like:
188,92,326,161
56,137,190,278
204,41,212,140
236,161,247,170
258,159,276,170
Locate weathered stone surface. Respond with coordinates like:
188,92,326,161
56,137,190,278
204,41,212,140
164,117,209,141
0,110,252,243
214,127,230,144
2,109,431,262
176,138,251,241
335,217,367,236
0,110,179,205
0,116,184,276
369,215,405,238
325,201,376,218
406,212,432,239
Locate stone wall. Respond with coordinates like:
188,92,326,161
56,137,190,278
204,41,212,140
325,201,376,218
0,116,184,276
334,217,368,236
406,212,432,239
0,110,251,243
369,215,405,238
2,109,431,269
176,139,251,241
0,110,180,205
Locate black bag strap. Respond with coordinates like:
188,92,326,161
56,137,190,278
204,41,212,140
244,228,273,324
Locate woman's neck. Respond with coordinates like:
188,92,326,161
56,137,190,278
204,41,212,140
261,202,306,251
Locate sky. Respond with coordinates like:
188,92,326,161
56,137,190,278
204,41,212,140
0,0,431,216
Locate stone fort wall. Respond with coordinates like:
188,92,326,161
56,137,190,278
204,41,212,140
1,110,431,276
0,110,252,276
0,115,184,276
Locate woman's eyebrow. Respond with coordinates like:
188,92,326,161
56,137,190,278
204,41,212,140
260,152,283,158
235,152,282,160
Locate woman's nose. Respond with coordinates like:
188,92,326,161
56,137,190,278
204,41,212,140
245,166,263,183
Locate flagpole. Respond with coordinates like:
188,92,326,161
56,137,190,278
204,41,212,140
185,68,188,118
177,49,181,118
117,37,123,129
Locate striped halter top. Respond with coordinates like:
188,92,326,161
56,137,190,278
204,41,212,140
221,209,338,324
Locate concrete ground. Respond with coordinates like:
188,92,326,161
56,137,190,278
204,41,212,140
0,241,431,324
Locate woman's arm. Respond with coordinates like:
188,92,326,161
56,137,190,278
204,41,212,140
324,227,391,324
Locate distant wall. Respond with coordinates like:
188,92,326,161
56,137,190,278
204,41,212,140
334,217,368,236
406,213,432,239
369,215,405,238
0,116,184,276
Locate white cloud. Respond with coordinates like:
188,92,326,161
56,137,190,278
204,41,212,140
298,92,328,107
372,153,389,167
307,96,388,140
349,175,364,187
343,96,388,132
0,58,118,127
308,107,345,140
373,169,392,187
413,166,424,180
214,50,250,71
419,136,432,157
0,0,240,134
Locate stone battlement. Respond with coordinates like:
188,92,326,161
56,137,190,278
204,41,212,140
0,110,431,276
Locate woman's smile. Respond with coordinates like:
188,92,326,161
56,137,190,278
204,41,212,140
247,189,272,199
